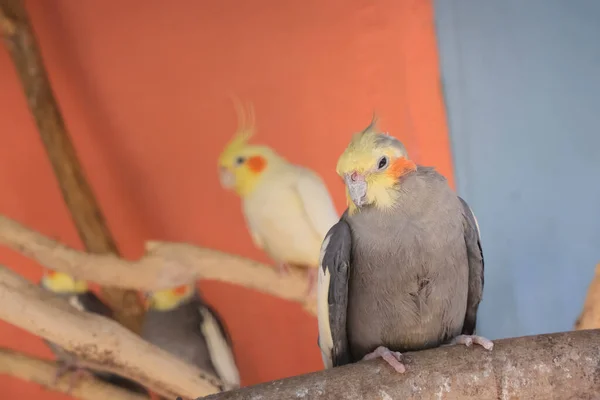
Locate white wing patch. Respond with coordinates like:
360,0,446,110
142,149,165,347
466,204,481,240
198,307,241,390
317,233,333,369
68,296,86,312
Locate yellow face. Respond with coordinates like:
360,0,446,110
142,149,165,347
336,129,416,214
217,101,282,197
146,283,195,311
218,143,274,197
41,271,88,294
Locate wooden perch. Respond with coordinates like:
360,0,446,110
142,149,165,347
0,0,144,334
574,263,600,330
199,329,600,400
0,214,315,314
0,348,148,400
0,265,223,399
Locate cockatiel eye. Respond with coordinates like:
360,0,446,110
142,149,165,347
235,156,246,166
377,156,389,170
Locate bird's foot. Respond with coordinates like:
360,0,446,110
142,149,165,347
362,346,406,373
450,334,494,351
305,268,318,299
52,362,93,394
66,367,93,395
276,262,291,277
51,361,72,387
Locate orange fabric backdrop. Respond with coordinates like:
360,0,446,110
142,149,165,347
0,0,452,398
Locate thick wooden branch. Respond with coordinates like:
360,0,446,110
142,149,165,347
574,263,600,330
0,266,223,399
0,0,144,333
0,214,315,314
0,348,149,400
199,330,600,400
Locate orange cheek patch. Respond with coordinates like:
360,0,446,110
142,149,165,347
47,270,58,277
247,156,267,173
173,285,188,295
388,157,417,179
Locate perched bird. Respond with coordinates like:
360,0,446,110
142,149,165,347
142,283,240,391
317,119,492,373
217,102,339,296
40,271,148,394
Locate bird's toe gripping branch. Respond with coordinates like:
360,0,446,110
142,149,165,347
362,346,406,373
450,334,494,351
52,361,94,394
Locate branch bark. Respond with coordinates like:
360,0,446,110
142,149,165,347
0,0,145,334
199,329,600,400
0,214,315,314
574,263,600,330
0,265,223,399
0,348,150,400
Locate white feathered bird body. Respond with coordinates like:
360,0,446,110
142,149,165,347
242,163,339,269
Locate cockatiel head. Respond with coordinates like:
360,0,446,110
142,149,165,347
217,101,286,197
145,283,196,311
336,117,417,214
40,270,88,294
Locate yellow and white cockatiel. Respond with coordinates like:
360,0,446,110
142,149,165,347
217,102,339,296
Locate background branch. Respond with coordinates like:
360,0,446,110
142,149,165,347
0,265,223,399
0,214,315,314
0,348,149,400
0,0,145,333
199,329,600,400
574,263,600,330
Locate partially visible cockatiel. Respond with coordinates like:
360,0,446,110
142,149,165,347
317,119,492,373
217,102,339,295
142,283,240,391
40,271,148,394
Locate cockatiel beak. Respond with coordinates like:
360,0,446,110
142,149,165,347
219,166,235,189
345,171,367,208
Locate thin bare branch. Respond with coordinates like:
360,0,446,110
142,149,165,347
0,266,222,399
0,347,149,400
0,214,315,314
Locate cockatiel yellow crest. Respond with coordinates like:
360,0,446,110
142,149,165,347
218,100,339,296
336,116,417,215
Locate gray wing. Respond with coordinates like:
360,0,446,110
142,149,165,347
458,196,484,335
317,212,353,368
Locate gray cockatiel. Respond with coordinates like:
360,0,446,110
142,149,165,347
142,283,240,391
40,271,148,394
317,122,492,373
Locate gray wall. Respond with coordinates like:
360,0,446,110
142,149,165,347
433,1,600,339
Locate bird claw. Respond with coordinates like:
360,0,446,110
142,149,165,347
276,262,291,277
52,362,93,394
362,346,406,373
450,334,494,351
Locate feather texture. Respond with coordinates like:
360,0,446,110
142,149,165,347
320,166,486,367
243,164,338,268
142,292,240,391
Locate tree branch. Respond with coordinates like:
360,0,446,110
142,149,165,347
0,214,315,314
574,263,600,330
198,330,600,400
0,265,223,399
0,348,149,400
0,0,145,334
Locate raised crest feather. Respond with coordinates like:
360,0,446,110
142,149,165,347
222,96,256,157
